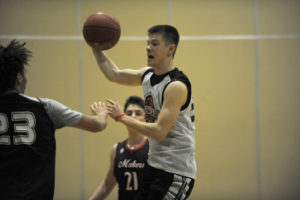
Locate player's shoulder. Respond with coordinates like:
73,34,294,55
112,143,118,150
111,143,118,154
166,79,188,96
37,97,59,105
140,66,152,73
1,93,49,111
169,68,192,92
0,92,39,103
115,139,127,151
19,93,40,102
141,67,154,81
169,68,191,82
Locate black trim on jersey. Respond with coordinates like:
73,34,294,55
125,138,148,154
191,115,195,122
159,68,192,111
150,70,171,87
141,68,154,82
141,68,192,111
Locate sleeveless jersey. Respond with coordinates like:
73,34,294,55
0,92,82,200
141,68,197,179
114,139,149,200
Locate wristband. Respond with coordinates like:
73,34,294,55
114,113,125,121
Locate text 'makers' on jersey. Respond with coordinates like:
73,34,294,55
114,139,149,200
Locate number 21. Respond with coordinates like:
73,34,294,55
124,171,138,191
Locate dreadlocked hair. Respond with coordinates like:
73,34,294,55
0,40,32,94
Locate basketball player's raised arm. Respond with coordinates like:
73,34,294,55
92,48,149,86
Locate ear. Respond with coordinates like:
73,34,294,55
168,44,176,57
16,73,23,84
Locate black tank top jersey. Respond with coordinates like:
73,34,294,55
0,93,56,200
114,139,149,200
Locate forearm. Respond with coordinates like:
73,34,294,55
92,48,119,82
118,115,168,142
74,114,107,132
91,114,107,131
92,48,145,85
89,180,115,200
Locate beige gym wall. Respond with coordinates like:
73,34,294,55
0,0,299,200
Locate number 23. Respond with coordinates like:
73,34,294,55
0,112,36,145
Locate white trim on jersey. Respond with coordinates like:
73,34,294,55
163,174,193,200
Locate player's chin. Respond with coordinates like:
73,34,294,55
147,59,155,67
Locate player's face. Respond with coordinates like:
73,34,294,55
125,104,145,122
146,34,171,67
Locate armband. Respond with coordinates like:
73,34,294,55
114,113,125,121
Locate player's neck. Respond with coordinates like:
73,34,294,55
152,58,174,75
127,132,147,146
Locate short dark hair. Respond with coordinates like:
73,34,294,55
0,40,32,94
124,96,145,112
147,24,180,57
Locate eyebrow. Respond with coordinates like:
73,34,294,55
148,39,159,42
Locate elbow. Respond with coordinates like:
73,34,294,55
97,122,107,132
109,73,121,83
101,67,120,83
151,125,169,142
103,74,116,82
92,122,107,132
154,132,168,142
155,136,165,142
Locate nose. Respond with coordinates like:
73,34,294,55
131,112,137,118
146,44,151,51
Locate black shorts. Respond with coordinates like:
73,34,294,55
135,164,195,200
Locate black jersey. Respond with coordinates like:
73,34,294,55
114,139,149,200
0,92,56,200
0,92,82,200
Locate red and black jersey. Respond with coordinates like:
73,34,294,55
114,139,149,200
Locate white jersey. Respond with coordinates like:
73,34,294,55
141,68,196,179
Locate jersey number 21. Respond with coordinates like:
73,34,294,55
124,171,138,191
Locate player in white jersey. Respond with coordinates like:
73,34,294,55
92,25,196,199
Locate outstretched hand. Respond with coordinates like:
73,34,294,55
106,99,124,119
90,101,108,118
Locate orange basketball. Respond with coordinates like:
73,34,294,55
83,12,121,50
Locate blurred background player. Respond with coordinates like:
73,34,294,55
89,96,148,200
0,40,108,200
92,24,196,199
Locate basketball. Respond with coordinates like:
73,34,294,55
83,12,121,50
